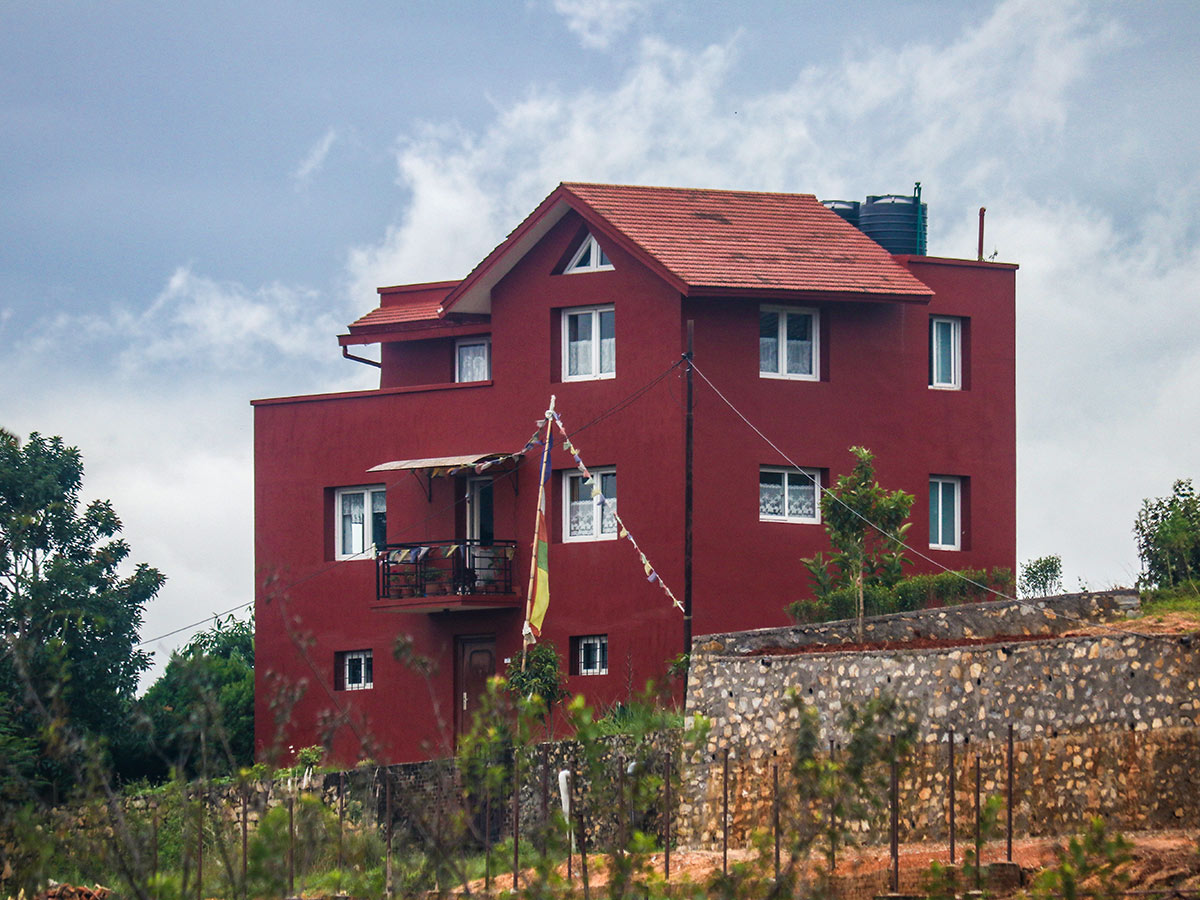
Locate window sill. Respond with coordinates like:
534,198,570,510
928,384,962,391
760,516,821,525
760,371,819,382
562,373,616,383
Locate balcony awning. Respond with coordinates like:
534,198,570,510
368,453,501,473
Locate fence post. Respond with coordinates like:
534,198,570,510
338,772,345,871
512,748,520,891
566,767,574,885
890,735,899,893
974,753,982,890
540,745,550,856
151,802,159,899
385,772,393,900
1006,723,1014,862
287,794,295,898
664,749,672,881
772,762,780,883
196,788,204,900
575,780,590,900
240,786,248,900
485,763,492,892
830,738,837,874
722,747,730,876
949,726,956,865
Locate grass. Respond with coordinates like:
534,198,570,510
1139,580,1200,622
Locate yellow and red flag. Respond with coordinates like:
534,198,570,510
523,400,555,647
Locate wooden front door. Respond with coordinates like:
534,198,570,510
455,635,497,741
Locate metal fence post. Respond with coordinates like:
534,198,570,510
540,745,550,856
830,738,837,874
241,786,249,900
1007,723,1014,862
287,794,295,898
974,753,982,890
664,749,672,881
722,747,730,876
772,762,780,883
512,749,520,891
338,772,345,871
385,772,393,900
949,726,956,865
890,735,899,893
196,788,204,900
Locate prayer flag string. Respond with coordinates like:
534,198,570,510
550,410,684,613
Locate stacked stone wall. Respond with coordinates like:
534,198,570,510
678,593,1199,849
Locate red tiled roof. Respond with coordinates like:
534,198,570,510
348,281,457,331
560,183,932,298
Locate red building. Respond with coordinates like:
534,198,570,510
252,183,1016,765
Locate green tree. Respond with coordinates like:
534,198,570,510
0,430,163,800
125,614,254,781
801,447,914,640
1134,479,1200,589
1019,554,1064,598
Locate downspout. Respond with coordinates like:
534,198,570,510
342,345,381,368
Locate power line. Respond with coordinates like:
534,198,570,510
687,358,1181,645
138,359,687,650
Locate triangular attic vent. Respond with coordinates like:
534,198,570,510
566,233,613,273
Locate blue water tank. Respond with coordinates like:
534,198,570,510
858,193,927,255
821,199,860,228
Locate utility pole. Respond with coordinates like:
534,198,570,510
684,320,694,661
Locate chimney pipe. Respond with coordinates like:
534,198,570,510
977,207,986,261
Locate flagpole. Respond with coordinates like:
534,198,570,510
522,395,555,671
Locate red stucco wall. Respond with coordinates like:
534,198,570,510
253,211,1016,766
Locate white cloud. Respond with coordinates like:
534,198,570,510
552,0,658,49
293,127,338,189
28,265,346,374
344,0,1199,590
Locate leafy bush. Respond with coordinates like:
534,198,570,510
1020,554,1064,598
788,567,1014,624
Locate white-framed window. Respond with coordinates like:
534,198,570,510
455,337,491,383
760,306,819,380
929,476,961,550
337,649,374,691
929,316,962,389
335,485,386,559
563,468,617,542
574,635,608,676
562,306,615,381
759,467,821,524
565,234,613,273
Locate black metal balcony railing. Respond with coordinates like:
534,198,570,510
376,540,518,601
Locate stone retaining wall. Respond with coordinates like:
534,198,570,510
678,593,1200,848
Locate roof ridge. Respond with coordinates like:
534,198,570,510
561,181,819,201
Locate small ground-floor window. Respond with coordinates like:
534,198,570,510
571,635,608,676
336,649,374,690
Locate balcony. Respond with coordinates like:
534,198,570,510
374,539,521,613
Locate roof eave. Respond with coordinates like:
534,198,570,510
686,285,932,304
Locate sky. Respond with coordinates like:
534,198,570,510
3,0,1199,687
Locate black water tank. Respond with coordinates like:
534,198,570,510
859,194,927,255
821,199,860,227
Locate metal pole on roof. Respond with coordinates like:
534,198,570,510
684,321,694,666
